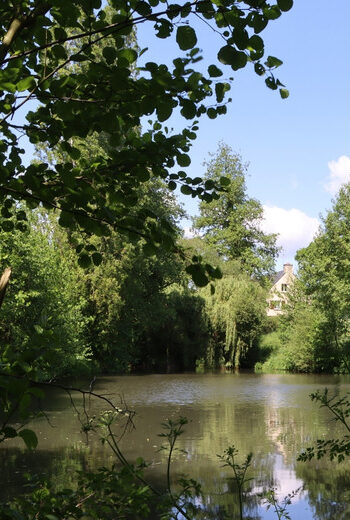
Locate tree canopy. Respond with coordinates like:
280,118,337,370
0,0,291,284
193,142,279,278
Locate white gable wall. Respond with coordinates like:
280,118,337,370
267,264,295,317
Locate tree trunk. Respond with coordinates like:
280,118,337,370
0,267,11,310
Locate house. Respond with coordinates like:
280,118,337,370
267,263,295,317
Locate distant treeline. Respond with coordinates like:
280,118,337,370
1,145,349,379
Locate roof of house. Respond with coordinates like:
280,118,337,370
272,270,284,285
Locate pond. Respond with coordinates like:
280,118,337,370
2,372,350,519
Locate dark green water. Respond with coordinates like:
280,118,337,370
2,372,350,519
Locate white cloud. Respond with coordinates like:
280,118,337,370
325,155,350,194
182,226,195,238
261,206,320,259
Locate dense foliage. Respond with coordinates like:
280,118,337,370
0,209,90,379
200,270,268,368
296,184,350,371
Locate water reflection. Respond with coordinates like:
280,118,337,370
2,373,350,519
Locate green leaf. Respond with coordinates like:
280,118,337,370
233,29,249,50
52,45,67,60
252,14,268,33
168,180,177,190
1,220,14,232
186,264,208,287
277,0,293,11
70,147,81,160
180,185,192,195
265,56,283,68
205,179,215,190
143,243,157,256
59,211,73,228
218,46,247,70
157,103,173,122
103,46,118,64
208,65,223,77
0,81,16,92
264,6,281,20
18,429,38,450
220,176,230,187
249,35,264,52
215,82,230,103
118,48,138,64
54,27,67,40
254,62,265,76
218,45,235,65
16,76,36,92
176,26,197,51
92,252,103,266
265,76,277,90
3,426,17,438
180,100,196,119
180,2,191,17
177,154,191,167
155,19,173,38
167,3,181,19
135,1,152,16
279,88,289,99
78,253,92,268
207,107,217,119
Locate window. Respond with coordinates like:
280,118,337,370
270,301,281,310
281,284,288,292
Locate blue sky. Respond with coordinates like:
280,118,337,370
138,0,350,268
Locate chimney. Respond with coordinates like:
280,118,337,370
283,263,293,274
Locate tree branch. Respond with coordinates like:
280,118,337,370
0,2,50,65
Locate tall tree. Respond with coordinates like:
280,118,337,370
193,143,279,278
84,178,193,371
296,183,350,371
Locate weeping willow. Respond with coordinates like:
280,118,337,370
201,274,267,369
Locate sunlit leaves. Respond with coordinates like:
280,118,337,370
16,76,36,92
